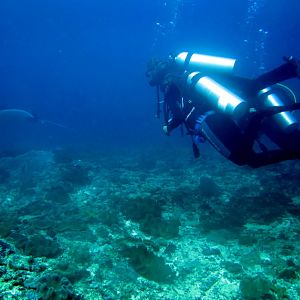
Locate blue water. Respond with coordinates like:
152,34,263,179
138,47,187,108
1,2,300,298
0,0,299,153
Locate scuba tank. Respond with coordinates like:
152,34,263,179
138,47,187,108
175,52,248,119
258,87,299,133
175,52,236,73
175,52,298,126
186,72,249,119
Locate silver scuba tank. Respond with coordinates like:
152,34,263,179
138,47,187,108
258,87,299,133
186,72,249,119
175,52,236,73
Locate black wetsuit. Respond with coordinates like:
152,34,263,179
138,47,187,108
162,60,300,168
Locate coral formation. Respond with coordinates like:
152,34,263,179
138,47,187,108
0,150,299,299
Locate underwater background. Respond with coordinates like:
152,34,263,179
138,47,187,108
0,0,300,299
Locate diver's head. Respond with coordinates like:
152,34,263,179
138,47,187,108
145,58,170,87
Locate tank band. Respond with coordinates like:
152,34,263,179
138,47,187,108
189,72,203,89
184,52,193,70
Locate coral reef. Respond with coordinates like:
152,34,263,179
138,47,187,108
0,149,299,299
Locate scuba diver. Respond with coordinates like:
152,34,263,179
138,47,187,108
145,52,300,168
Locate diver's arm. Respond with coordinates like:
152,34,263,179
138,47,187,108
163,83,185,134
163,111,184,135
254,57,300,92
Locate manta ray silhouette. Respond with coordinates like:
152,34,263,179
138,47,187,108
0,108,67,129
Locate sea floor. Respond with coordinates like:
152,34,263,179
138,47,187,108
0,146,299,299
